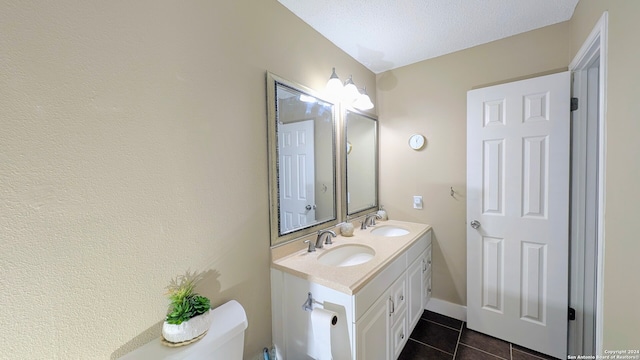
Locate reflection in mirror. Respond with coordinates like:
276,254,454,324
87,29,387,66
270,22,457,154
267,73,338,246
345,110,378,216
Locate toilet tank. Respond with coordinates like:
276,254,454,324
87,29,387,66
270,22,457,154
120,300,248,360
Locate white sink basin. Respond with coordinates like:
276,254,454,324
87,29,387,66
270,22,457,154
317,244,375,267
370,226,410,237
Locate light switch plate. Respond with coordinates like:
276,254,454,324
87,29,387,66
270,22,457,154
413,195,423,209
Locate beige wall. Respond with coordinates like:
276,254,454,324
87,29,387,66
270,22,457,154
376,23,571,306
569,0,640,350
0,1,374,359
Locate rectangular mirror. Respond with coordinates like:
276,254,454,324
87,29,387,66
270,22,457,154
267,73,339,246
344,109,378,217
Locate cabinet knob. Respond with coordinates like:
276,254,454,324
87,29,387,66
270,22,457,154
400,295,404,301
401,333,405,340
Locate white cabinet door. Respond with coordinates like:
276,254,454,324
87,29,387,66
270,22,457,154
424,270,432,305
424,245,432,275
407,253,425,330
355,293,390,360
424,246,432,306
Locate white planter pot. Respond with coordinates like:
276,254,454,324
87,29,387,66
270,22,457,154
162,309,213,343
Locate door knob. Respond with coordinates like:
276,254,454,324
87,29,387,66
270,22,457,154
470,220,481,229
305,204,317,210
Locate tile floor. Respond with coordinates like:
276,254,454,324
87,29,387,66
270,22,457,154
399,310,560,360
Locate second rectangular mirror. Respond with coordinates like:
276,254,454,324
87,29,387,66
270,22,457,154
344,109,378,217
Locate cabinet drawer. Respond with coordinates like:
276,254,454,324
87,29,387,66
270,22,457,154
390,312,408,360
354,252,407,321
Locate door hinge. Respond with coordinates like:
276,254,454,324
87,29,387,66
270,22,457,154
571,97,579,111
568,307,576,321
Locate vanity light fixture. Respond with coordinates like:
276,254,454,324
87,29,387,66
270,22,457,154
326,67,344,95
353,87,374,110
326,67,374,110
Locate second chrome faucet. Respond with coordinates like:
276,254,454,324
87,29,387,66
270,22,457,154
361,213,382,230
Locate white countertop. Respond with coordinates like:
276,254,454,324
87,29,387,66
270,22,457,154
271,220,431,295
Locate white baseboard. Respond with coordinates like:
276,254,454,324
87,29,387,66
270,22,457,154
425,298,467,322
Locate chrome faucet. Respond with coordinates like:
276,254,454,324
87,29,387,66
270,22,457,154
361,213,381,230
316,229,337,249
303,229,338,252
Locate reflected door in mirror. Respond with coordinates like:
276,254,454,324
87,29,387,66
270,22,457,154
279,120,316,232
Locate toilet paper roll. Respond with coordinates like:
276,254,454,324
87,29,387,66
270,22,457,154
310,308,338,360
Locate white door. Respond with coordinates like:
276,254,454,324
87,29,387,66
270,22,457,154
279,120,315,234
467,72,570,359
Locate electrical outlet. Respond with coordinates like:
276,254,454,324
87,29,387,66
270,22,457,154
413,195,423,209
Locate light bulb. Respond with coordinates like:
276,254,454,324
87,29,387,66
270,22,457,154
326,67,343,96
343,75,360,103
353,87,374,110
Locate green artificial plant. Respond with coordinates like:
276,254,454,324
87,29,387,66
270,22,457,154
165,271,211,325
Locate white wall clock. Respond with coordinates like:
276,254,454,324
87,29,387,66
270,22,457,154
409,134,426,150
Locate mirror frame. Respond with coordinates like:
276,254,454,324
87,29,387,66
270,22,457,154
341,107,379,220
266,72,342,246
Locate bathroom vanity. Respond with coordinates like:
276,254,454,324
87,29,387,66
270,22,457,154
265,73,429,359
271,220,432,360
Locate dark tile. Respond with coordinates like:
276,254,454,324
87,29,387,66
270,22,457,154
421,310,463,330
513,349,543,360
458,326,510,359
398,339,453,360
512,344,559,360
455,344,503,360
409,319,460,354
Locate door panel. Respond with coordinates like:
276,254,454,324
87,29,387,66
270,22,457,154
467,71,570,359
482,139,505,215
481,236,504,313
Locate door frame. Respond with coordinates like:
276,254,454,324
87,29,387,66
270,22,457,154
568,11,608,355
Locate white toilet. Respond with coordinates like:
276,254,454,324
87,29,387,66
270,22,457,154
120,300,248,359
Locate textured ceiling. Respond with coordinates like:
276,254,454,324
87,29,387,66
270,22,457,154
278,0,579,74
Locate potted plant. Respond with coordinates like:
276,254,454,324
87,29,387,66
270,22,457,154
161,271,213,344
